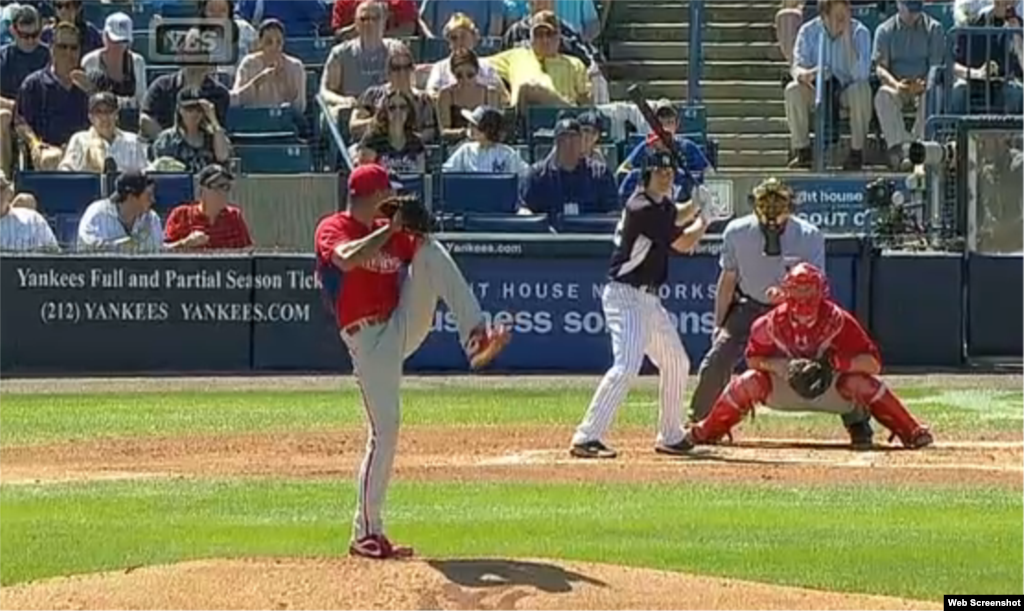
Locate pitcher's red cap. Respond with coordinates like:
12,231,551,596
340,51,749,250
348,164,403,198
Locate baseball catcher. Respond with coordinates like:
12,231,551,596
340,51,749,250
679,263,933,450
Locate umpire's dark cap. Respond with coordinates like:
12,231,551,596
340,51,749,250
114,170,154,199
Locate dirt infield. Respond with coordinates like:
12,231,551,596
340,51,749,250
0,557,941,610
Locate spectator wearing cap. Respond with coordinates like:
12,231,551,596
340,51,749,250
785,0,873,170
951,0,1023,115
437,49,504,142
1,5,50,173
76,171,162,252
152,89,232,173
59,92,148,172
616,101,711,181
41,0,102,54
520,117,617,216
503,0,603,69
443,106,529,175
617,133,711,204
333,0,427,37
81,12,147,108
873,1,947,170
576,110,605,163
15,21,90,169
420,0,505,38
141,32,231,139
320,1,404,121
349,44,438,143
425,13,504,95
0,169,55,252
164,164,253,250
356,89,426,174
232,18,307,113
487,11,590,108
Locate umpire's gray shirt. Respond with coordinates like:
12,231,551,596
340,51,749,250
720,214,826,304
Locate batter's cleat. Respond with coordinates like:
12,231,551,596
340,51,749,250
570,440,618,459
846,420,875,451
466,324,511,370
349,534,414,560
655,436,696,456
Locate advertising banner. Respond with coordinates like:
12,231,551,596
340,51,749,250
787,176,877,233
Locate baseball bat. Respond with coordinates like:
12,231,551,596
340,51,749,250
625,83,698,186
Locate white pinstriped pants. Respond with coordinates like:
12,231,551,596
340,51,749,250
573,282,690,447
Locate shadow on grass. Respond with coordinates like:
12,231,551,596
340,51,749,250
426,558,607,593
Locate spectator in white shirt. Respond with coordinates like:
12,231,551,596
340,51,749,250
59,92,149,172
425,12,504,94
0,170,56,252
77,170,208,252
443,106,529,175
81,12,147,108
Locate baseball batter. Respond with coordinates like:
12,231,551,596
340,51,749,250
679,263,933,450
570,151,711,459
315,164,511,560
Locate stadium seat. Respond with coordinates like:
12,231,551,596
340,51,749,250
461,213,550,233
440,173,519,214
677,105,708,136
15,172,101,215
287,36,334,65
925,3,954,29
150,173,194,211
554,214,620,234
418,37,449,63
396,173,426,203
226,107,300,142
146,66,177,85
118,107,140,132
50,213,82,246
235,144,315,173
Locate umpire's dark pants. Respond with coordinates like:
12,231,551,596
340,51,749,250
687,298,871,428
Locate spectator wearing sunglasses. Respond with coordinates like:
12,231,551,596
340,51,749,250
1,5,49,173
164,163,253,250
15,21,90,169
437,49,504,142
41,0,101,54
356,89,426,174
332,0,428,37
81,12,147,109
349,45,438,142
425,12,503,95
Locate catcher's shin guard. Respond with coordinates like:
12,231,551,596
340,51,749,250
836,373,931,448
692,370,771,442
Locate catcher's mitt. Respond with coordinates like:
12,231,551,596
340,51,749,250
380,194,433,234
786,358,834,400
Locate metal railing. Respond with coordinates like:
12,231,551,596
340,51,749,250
688,0,705,105
315,94,355,175
941,25,1023,116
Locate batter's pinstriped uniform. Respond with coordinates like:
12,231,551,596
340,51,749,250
0,207,59,252
572,190,692,451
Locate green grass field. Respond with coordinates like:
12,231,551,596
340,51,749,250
1,378,1022,601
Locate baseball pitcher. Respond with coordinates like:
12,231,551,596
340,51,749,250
678,263,934,451
315,164,511,560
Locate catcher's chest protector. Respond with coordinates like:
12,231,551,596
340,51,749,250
767,305,844,358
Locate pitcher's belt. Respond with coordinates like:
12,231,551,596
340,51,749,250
342,314,388,337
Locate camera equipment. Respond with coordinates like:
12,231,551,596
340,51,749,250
864,173,930,250
908,140,956,167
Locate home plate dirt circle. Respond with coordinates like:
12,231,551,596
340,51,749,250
0,557,940,610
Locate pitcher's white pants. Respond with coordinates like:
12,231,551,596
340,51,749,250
573,282,690,446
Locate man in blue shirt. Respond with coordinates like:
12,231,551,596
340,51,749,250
784,0,873,170
951,0,1023,115
0,5,49,173
618,132,710,204
520,117,618,216
15,21,90,169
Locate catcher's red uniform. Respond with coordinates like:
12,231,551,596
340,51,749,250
690,264,932,449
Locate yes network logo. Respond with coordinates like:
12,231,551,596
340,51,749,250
151,18,237,65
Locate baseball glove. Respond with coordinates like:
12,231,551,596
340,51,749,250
380,194,433,234
786,358,834,400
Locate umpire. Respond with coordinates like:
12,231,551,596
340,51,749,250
687,178,874,449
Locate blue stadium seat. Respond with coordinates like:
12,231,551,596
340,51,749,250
287,36,334,65
418,38,449,63
440,173,519,213
146,66,178,85
15,172,101,215
555,214,620,234
396,173,426,203
150,173,194,211
48,214,82,246
235,144,314,173
226,107,300,142
462,213,550,233
526,106,594,144
677,105,708,136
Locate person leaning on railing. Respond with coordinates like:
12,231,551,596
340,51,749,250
951,0,1024,114
872,0,946,170
785,0,872,171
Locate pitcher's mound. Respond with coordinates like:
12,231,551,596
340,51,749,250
0,557,938,610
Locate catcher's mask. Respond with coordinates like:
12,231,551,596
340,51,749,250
752,177,794,256
782,263,828,327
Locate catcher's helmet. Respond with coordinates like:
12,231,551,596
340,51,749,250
782,263,828,326
752,177,794,226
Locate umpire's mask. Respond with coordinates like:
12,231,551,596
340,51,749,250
752,177,794,256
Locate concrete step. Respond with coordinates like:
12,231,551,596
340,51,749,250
609,22,775,43
705,99,786,118
717,134,792,152
607,60,786,81
718,150,792,167
609,79,785,101
607,41,783,62
709,116,790,135
616,3,777,23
